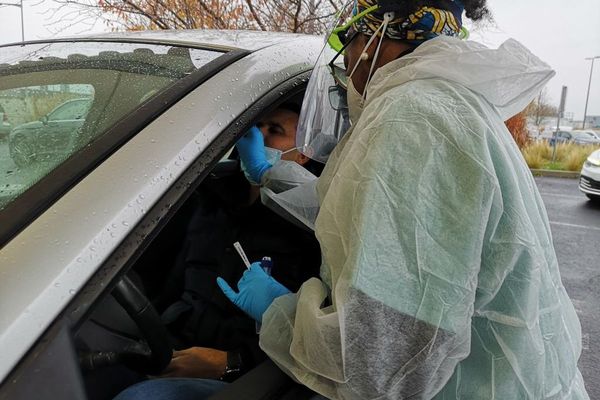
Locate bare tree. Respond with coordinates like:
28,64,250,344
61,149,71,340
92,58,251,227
524,88,558,126
50,0,344,34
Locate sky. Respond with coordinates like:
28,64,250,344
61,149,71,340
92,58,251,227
1,0,599,121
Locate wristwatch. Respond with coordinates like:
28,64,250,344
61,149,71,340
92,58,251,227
220,351,244,382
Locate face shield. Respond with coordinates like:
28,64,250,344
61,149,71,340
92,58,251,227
296,1,378,163
297,1,469,163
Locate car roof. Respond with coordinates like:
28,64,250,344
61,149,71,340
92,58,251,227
1,29,318,52
573,130,598,134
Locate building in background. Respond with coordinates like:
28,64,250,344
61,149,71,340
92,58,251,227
584,115,600,129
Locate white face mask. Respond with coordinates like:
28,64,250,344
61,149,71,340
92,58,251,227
240,146,297,184
265,146,297,164
347,78,365,124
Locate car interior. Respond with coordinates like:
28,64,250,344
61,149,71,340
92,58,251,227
72,90,324,400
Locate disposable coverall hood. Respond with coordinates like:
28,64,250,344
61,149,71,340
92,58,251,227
259,38,589,400
367,36,555,121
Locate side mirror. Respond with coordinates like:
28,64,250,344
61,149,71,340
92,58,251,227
40,115,49,125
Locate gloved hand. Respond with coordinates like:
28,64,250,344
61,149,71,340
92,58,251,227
217,262,291,322
236,126,272,184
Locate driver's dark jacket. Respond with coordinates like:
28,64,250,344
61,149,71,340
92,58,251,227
160,171,321,370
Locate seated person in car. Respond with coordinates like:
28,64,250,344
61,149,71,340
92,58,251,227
152,103,323,381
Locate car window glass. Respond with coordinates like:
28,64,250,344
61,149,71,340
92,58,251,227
0,42,222,211
48,98,92,121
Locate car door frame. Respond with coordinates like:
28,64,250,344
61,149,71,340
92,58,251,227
0,70,314,400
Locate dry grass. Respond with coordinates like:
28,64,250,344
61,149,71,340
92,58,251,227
521,141,600,171
563,145,598,171
522,145,545,169
553,143,573,162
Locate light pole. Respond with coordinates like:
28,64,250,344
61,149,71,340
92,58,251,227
0,0,24,42
583,56,600,129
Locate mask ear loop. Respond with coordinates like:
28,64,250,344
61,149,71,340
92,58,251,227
347,16,388,83
362,12,394,101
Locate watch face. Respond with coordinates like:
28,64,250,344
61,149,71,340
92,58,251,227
220,351,244,382
220,367,243,383
227,351,243,369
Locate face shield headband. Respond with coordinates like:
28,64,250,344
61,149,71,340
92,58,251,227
353,0,467,45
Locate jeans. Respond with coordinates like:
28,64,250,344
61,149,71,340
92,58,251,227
113,377,328,400
113,378,227,400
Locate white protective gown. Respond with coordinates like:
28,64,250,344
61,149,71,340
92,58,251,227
259,36,590,400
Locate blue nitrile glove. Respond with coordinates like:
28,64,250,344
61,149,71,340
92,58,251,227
217,262,291,322
236,126,272,184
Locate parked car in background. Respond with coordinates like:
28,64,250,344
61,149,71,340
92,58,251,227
0,104,12,141
571,130,600,145
0,30,328,400
545,129,600,146
580,149,600,203
547,130,573,145
572,129,600,140
8,98,93,167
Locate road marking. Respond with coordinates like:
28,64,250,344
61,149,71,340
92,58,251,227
550,221,600,232
539,192,585,200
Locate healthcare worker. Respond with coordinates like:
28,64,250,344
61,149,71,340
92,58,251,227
221,0,591,399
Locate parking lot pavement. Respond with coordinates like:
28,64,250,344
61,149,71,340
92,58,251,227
535,176,600,399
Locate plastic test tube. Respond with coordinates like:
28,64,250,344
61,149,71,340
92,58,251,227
233,241,251,269
256,256,273,334
232,242,272,333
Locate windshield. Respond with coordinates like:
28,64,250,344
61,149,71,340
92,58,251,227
0,41,221,211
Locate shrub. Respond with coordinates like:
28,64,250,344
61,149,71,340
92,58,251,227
522,145,545,169
505,112,530,148
553,143,573,161
521,141,600,171
564,145,600,171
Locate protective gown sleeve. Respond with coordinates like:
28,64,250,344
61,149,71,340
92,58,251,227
259,160,320,230
259,83,502,400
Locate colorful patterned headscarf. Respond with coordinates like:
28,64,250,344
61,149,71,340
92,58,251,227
353,0,464,44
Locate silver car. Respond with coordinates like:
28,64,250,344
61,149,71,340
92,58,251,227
0,30,322,399
571,130,600,145
0,105,12,141
580,149,600,202
8,98,93,167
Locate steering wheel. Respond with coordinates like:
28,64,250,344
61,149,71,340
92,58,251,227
78,276,173,375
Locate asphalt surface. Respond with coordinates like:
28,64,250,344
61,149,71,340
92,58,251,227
535,176,600,399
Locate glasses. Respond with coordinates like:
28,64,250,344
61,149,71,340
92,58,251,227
328,28,358,91
326,3,378,90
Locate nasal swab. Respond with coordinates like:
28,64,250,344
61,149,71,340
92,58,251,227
233,241,251,269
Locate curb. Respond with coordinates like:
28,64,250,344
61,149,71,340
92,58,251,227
530,169,580,179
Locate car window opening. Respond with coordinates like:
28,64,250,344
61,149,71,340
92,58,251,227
71,94,326,399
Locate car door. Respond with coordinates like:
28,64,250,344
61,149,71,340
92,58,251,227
42,98,92,157
0,37,321,400
0,39,247,399
561,131,572,142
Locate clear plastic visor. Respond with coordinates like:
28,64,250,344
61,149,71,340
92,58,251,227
296,1,380,163
296,41,350,164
